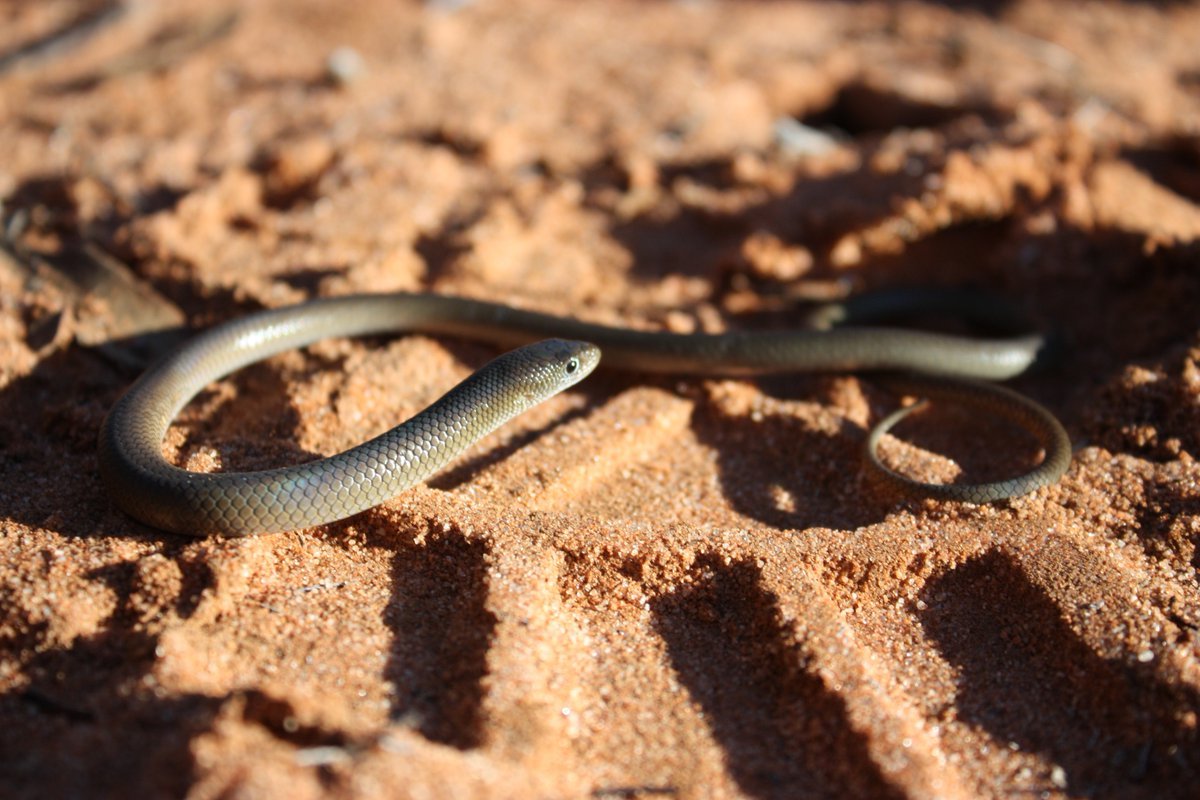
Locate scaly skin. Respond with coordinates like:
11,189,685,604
98,292,1070,536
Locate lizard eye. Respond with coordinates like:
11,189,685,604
565,357,579,374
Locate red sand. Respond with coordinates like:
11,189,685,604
1,1,1199,798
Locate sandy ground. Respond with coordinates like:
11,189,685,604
1,1,1199,798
